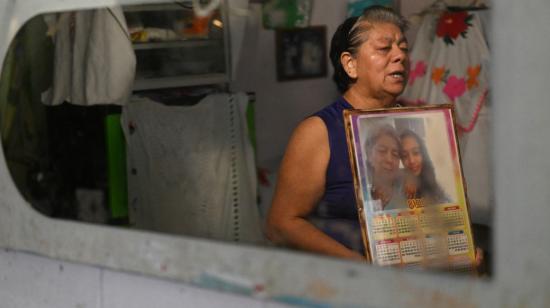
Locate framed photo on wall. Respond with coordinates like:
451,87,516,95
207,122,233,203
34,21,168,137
275,26,327,81
344,105,477,272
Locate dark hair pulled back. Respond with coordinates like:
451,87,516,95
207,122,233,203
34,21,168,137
329,16,359,93
329,6,409,93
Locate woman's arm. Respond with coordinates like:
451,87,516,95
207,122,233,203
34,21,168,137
266,117,364,261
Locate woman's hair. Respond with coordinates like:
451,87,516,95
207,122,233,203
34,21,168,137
329,6,409,93
399,129,447,202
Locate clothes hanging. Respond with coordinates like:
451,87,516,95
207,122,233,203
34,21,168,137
42,7,136,106
400,9,489,129
122,93,263,244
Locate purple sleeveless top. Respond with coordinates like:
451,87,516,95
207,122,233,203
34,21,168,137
312,97,357,219
310,97,363,252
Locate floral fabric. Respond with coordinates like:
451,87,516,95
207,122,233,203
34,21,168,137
399,10,489,133
436,11,473,45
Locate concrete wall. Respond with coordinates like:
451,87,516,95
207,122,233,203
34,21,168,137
232,1,346,166
0,249,286,308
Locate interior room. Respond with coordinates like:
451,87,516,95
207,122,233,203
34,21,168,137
0,0,507,306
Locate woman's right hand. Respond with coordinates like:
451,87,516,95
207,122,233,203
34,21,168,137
348,251,367,262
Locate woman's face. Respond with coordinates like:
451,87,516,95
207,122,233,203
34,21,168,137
350,22,409,100
401,136,423,176
368,134,400,182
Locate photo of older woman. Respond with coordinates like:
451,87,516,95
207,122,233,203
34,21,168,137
364,123,408,211
399,129,449,206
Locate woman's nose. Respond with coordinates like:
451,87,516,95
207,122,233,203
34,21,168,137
392,46,407,63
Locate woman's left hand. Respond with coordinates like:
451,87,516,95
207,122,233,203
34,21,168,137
475,247,485,274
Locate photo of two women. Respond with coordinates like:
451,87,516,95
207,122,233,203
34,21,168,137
360,116,455,212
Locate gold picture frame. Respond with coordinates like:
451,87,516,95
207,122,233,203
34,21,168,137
344,105,476,272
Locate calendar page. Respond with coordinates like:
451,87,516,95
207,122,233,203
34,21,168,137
344,106,476,272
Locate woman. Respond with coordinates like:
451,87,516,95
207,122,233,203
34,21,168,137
400,129,449,205
266,6,410,260
365,123,408,211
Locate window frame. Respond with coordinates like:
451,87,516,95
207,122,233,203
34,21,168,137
0,0,545,306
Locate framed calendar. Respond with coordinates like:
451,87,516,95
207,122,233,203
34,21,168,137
343,105,476,272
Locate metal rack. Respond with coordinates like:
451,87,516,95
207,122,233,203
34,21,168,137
124,1,231,91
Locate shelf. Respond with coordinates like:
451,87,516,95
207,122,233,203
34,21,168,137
133,39,222,50
133,73,229,91
123,3,192,13
126,1,230,90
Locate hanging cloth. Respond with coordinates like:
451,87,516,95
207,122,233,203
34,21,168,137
399,10,489,133
122,93,263,244
42,7,136,106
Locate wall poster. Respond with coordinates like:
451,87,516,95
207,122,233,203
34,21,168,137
344,105,476,273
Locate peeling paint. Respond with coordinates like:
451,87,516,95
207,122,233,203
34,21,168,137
305,280,337,300
192,270,266,298
270,295,333,308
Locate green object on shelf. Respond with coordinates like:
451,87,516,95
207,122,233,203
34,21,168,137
262,0,313,29
105,114,128,220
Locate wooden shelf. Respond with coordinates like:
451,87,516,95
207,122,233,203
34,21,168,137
133,39,222,50
126,1,230,91
123,3,192,13
133,74,229,91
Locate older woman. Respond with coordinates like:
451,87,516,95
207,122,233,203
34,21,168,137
266,6,409,260
365,123,408,211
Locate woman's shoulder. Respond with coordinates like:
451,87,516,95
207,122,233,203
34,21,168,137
293,116,328,143
281,115,330,174
284,97,351,162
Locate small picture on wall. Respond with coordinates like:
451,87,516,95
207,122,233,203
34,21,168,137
275,26,327,81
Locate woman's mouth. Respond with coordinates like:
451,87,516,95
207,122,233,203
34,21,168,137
410,165,421,175
388,70,406,82
382,164,398,173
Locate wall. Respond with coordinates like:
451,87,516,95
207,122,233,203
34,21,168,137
233,1,346,166
0,249,285,308
400,0,435,44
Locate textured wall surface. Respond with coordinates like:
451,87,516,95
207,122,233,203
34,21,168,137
0,249,287,308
